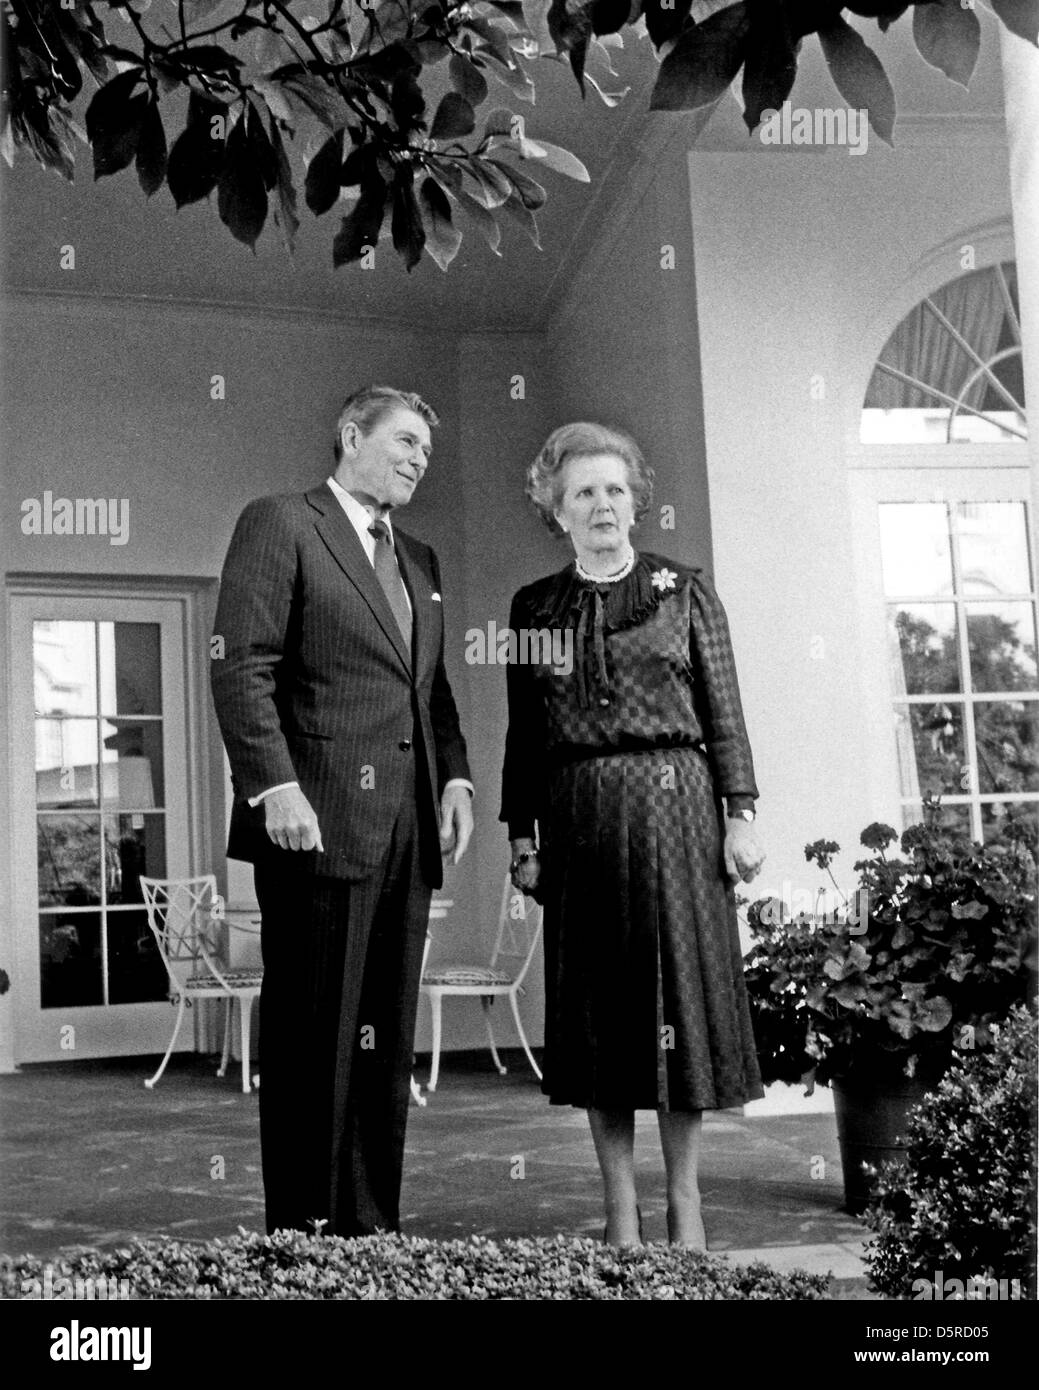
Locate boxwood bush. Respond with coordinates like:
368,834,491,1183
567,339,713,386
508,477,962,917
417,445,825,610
2,1231,830,1300
863,1004,1037,1299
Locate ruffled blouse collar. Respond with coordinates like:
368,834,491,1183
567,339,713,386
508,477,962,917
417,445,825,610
527,552,676,708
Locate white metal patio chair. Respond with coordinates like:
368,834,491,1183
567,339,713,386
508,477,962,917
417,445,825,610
420,875,543,1093
139,874,263,1094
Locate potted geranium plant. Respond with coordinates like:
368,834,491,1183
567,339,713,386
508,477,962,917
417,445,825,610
743,800,1037,1213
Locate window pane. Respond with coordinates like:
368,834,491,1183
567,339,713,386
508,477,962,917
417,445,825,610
982,803,1038,859
100,720,165,807
33,621,97,716
40,911,103,1008
888,605,960,694
956,503,1032,596
879,504,952,596
901,801,972,837
105,814,167,905
98,622,162,717
893,702,966,798
37,814,102,907
35,718,99,808
974,701,1039,794
966,603,1039,692
107,909,170,1005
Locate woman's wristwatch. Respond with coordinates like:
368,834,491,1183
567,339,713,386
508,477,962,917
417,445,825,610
509,849,539,873
727,806,756,822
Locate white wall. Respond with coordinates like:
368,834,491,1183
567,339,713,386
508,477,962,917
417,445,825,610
686,121,1018,909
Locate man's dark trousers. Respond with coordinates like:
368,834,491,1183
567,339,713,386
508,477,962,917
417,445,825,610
254,755,431,1237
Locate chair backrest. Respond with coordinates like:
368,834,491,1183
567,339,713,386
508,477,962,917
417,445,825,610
489,875,543,987
139,875,222,992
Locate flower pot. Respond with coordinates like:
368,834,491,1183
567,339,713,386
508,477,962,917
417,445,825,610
832,1074,932,1216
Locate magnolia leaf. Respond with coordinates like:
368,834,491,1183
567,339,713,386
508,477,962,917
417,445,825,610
651,5,751,111
391,166,425,272
182,0,226,21
912,0,980,89
419,176,463,271
742,2,798,131
217,115,268,249
135,95,167,197
305,129,345,215
464,158,514,208
589,0,632,38
85,67,145,173
520,138,590,181
431,91,477,141
332,177,387,266
491,158,547,209
643,0,694,50
166,97,227,207
483,107,518,137
583,71,631,107
447,181,503,256
267,117,300,258
497,186,542,248
279,72,352,130
251,79,296,130
817,15,896,146
449,53,489,106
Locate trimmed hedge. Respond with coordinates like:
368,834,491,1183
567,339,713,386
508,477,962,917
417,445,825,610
3,1231,830,1300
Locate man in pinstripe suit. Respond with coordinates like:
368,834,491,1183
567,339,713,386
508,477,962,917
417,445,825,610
211,386,473,1237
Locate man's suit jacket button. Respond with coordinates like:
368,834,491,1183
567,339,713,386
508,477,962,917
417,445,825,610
399,738,412,751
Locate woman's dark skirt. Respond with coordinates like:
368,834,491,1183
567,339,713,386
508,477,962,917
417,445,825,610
538,745,764,1112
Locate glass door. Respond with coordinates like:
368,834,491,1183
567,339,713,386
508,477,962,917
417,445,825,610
10,596,192,1061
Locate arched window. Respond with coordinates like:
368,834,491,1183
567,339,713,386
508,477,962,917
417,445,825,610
861,261,1026,444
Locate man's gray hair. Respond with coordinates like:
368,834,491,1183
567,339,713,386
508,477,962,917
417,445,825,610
333,386,439,462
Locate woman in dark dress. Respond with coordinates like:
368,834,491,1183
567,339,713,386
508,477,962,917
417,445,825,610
500,422,767,1250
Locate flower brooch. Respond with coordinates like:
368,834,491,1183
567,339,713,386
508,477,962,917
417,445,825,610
650,568,677,592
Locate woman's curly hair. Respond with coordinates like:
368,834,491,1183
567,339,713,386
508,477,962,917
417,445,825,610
525,422,654,536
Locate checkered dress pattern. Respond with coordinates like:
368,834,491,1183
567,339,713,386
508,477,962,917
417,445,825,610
500,555,764,1112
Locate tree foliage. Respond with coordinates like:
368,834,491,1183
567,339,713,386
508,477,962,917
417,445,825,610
3,1,1037,270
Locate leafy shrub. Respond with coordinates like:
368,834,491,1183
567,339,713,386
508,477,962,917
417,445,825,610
863,1004,1037,1299
2,1231,830,1301
743,808,1036,1089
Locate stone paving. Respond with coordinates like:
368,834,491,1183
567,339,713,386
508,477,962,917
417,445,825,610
0,1051,875,1296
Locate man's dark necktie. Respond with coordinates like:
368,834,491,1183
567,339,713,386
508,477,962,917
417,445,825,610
368,519,413,652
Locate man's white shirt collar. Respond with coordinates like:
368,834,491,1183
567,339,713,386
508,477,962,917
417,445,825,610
326,475,393,559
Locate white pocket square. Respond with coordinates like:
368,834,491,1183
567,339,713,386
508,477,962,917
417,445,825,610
431,592,442,602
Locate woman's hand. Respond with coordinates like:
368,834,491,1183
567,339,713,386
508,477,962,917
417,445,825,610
509,838,541,896
723,819,765,884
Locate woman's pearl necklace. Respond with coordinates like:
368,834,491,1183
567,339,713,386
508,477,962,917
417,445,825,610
574,546,636,585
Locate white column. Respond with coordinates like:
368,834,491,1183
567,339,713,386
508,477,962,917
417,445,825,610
997,20,1039,558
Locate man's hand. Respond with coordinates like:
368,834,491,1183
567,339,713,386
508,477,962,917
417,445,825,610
439,784,474,865
723,819,765,884
263,785,324,853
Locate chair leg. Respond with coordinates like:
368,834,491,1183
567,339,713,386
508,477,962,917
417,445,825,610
509,990,543,1082
410,1075,427,1107
216,995,233,1078
427,992,443,1093
238,993,254,1094
144,995,187,1089
482,996,507,1076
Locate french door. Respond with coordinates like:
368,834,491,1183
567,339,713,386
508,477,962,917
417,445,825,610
9,594,193,1061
